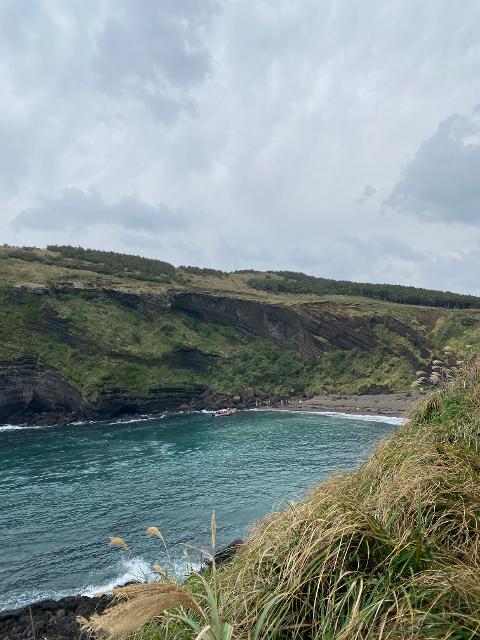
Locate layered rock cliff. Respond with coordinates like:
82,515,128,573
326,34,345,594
0,248,478,425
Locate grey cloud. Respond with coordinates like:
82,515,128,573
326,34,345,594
355,185,377,203
12,189,187,233
387,108,480,224
421,249,480,295
0,124,32,193
284,236,424,281
2,1,480,295
94,0,218,118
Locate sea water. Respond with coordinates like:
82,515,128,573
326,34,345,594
0,410,402,611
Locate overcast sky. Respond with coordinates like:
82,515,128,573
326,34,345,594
2,1,480,293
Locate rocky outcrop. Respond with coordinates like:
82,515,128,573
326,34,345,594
94,383,208,419
39,286,430,360
411,354,462,390
0,286,436,425
201,538,244,572
161,347,218,373
0,357,93,425
0,593,112,639
172,293,381,356
172,292,429,359
172,292,320,354
0,357,209,425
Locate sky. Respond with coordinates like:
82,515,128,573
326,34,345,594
2,1,480,294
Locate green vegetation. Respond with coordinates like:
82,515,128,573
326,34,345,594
46,245,177,281
0,245,176,285
248,271,480,309
86,363,480,639
179,265,228,278
0,245,479,408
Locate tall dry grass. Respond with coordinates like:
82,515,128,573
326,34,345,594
85,362,480,639
214,362,480,639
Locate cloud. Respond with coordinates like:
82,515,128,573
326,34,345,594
93,0,219,120
355,185,377,203
1,1,480,294
12,188,187,233
386,107,480,224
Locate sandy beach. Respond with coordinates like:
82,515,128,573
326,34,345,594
263,392,425,417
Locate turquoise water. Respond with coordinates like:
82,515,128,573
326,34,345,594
0,410,401,612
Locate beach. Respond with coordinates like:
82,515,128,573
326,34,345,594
261,391,423,416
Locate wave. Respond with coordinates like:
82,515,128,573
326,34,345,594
305,411,404,426
250,408,404,426
81,556,156,597
0,555,199,613
0,414,167,432
0,423,58,432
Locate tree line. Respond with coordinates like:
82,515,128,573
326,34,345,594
46,245,176,280
247,271,480,309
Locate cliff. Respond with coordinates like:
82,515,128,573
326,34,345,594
0,245,479,425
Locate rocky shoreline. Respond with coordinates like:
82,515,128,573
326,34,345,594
0,541,243,640
0,354,426,426
2,382,420,427
0,593,112,640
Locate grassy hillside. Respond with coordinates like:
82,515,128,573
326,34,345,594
248,271,480,309
84,362,480,639
0,245,480,421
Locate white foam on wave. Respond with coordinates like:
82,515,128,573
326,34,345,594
0,423,57,432
81,556,156,597
305,410,404,426
108,415,165,425
251,408,404,426
81,555,198,598
0,586,75,613
0,556,199,612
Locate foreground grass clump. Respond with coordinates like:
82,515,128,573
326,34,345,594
88,364,480,639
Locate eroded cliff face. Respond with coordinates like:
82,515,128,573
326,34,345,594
0,286,439,424
38,286,430,361
0,357,211,425
171,292,430,358
0,357,92,425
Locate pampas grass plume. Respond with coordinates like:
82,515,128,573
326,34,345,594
79,583,199,639
109,536,128,550
146,526,163,540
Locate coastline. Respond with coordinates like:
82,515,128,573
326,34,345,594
0,396,415,638
0,391,422,430
255,391,423,417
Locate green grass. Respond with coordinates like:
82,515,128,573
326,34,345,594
306,348,418,394
1,246,480,403
0,282,479,402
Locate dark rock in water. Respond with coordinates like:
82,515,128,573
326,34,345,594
0,593,112,640
203,539,244,571
215,538,243,565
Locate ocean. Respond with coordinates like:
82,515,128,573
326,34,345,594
0,409,401,612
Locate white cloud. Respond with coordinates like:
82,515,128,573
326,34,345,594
1,0,480,293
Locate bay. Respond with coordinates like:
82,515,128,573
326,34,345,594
0,410,401,611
